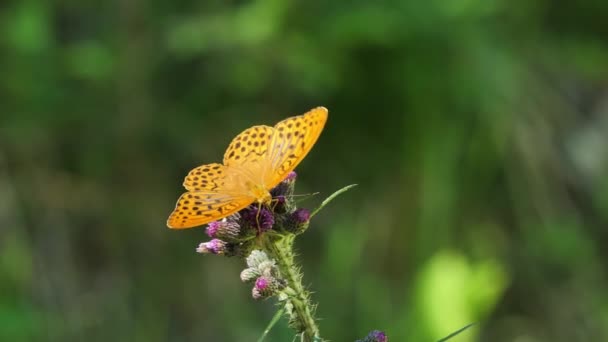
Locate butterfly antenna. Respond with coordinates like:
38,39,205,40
286,192,320,204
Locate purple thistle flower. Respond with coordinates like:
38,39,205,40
292,208,310,223
285,171,297,182
255,277,269,291
270,171,297,198
251,275,284,300
284,208,311,234
369,331,387,342
273,195,288,213
252,276,273,300
205,221,222,237
356,330,388,342
196,239,227,255
241,206,275,232
205,218,241,241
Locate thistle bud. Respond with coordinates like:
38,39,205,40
246,250,271,268
273,195,288,214
356,330,388,342
241,206,275,232
257,260,277,277
205,218,241,242
270,171,297,198
240,267,260,283
284,208,311,234
251,276,283,300
196,239,228,255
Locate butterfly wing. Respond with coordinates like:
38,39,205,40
223,125,275,166
267,107,328,187
168,163,255,229
183,163,227,191
167,191,253,229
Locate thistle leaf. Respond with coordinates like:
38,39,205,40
311,184,358,218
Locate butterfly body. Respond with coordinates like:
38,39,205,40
167,107,328,229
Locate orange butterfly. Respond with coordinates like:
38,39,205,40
167,107,328,229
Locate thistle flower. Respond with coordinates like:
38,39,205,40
284,208,311,234
196,239,228,255
252,276,271,299
273,195,288,213
241,206,275,232
251,275,284,300
286,171,297,181
270,171,297,198
205,217,241,241
356,330,388,342
242,250,279,283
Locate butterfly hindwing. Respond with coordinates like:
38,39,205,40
183,163,227,192
167,191,254,229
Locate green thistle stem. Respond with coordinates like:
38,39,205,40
264,234,320,341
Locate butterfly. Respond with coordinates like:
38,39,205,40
167,107,328,229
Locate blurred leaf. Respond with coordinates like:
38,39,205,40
65,41,115,81
4,2,51,53
415,251,508,341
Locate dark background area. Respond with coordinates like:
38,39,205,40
1,1,608,341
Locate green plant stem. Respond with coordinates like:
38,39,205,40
264,235,320,341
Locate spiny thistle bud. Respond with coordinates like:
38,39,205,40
240,267,260,283
196,239,228,255
270,172,297,214
246,250,271,268
273,195,288,214
285,171,297,182
251,275,284,300
242,250,281,289
270,171,297,198
356,330,388,342
205,217,241,242
257,260,277,277
284,208,311,234
241,206,274,232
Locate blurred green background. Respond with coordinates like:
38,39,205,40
1,0,608,341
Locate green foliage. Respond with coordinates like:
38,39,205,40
1,0,608,341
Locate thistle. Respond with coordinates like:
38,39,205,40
167,108,380,341
194,172,361,341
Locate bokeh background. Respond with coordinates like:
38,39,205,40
2,0,608,341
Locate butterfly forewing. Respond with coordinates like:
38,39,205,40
223,125,275,166
268,107,328,187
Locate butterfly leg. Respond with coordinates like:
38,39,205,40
255,201,263,234
270,197,279,212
